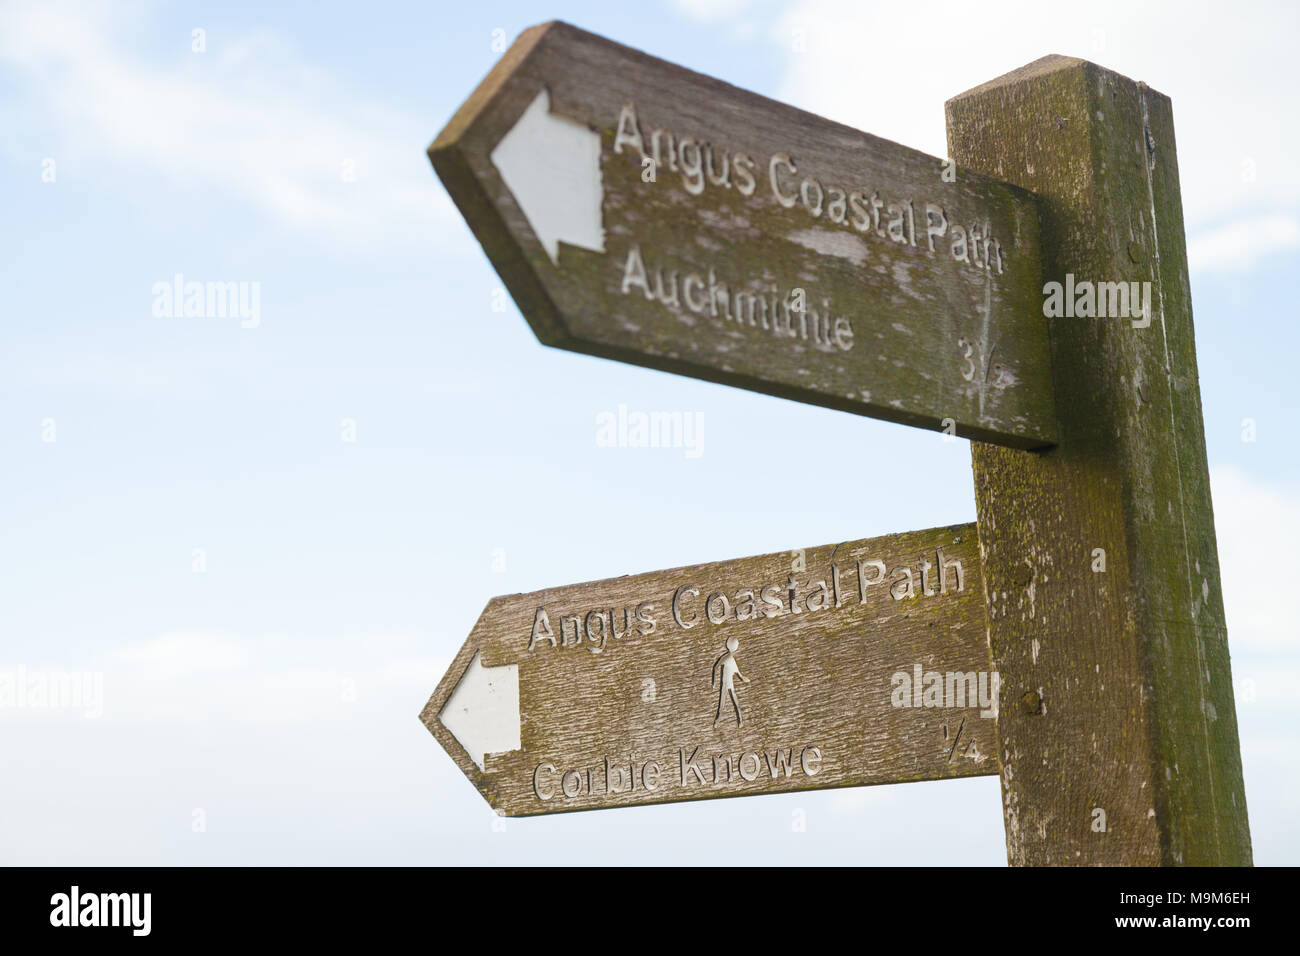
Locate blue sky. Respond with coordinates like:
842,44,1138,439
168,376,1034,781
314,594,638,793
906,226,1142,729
2,0,1297,864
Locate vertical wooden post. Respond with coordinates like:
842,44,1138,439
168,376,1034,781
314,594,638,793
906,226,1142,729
946,57,1252,865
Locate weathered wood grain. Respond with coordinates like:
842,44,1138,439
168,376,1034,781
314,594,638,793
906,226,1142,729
947,57,1252,865
430,21,1057,449
421,523,997,816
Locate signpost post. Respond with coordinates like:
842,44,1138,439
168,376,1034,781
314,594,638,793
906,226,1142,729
423,21,1252,864
947,57,1252,866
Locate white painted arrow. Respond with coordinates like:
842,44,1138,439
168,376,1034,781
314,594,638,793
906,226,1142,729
438,652,520,771
490,88,605,265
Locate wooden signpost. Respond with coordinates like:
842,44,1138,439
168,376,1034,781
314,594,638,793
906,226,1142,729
429,22,1054,448
423,21,1252,865
422,525,995,815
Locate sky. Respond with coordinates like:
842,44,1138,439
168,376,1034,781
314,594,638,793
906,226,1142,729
1,0,1296,865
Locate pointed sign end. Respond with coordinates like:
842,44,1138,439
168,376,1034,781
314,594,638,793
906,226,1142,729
489,88,605,265
431,651,521,772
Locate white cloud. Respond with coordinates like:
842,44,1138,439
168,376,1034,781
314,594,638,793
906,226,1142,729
120,631,245,677
1187,215,1300,274
1211,465,1300,653
829,782,893,812
770,0,1300,249
0,1,453,251
1231,667,1300,711
107,630,442,723
671,0,759,20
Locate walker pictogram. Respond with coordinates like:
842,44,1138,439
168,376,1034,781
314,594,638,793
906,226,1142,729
712,636,750,729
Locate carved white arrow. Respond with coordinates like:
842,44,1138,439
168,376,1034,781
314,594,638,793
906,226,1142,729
489,87,605,264
437,652,520,771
